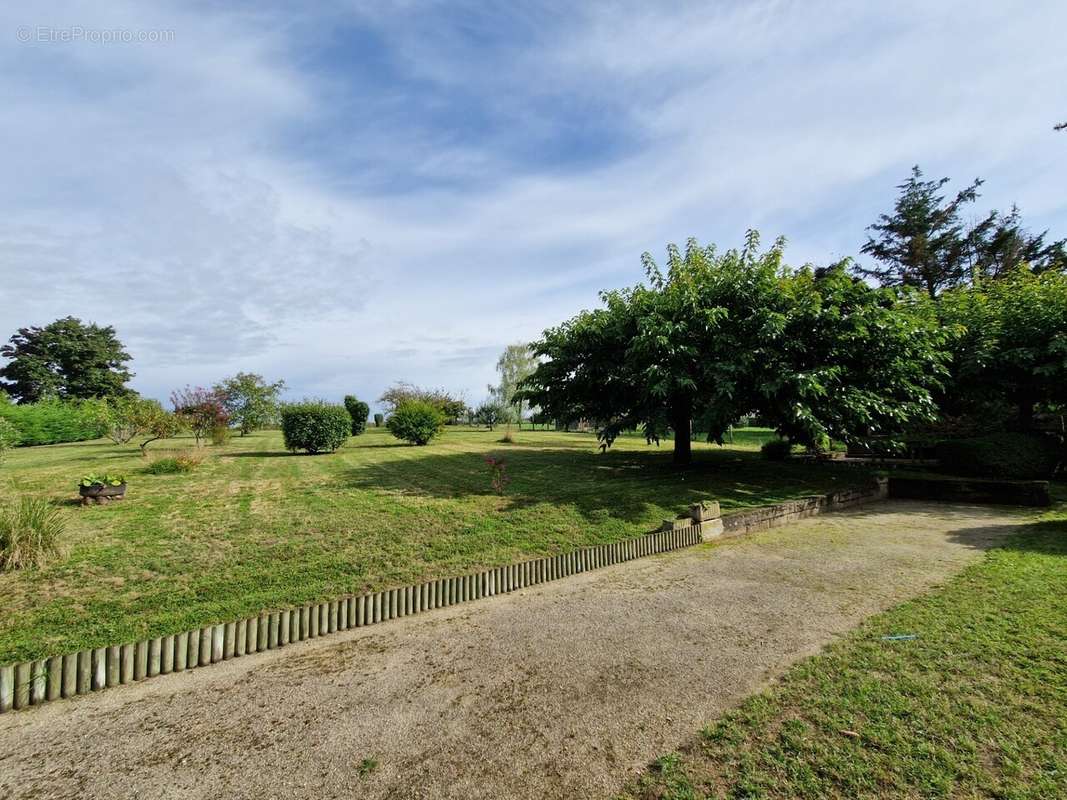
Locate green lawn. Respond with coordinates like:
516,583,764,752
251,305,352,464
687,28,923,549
621,502,1067,800
0,426,860,664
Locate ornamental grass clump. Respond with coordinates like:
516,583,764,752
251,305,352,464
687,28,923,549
0,498,65,571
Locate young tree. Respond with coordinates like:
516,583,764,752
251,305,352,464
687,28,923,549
0,317,133,403
214,372,286,435
102,396,172,445
855,166,986,298
378,382,466,421
474,399,510,431
518,232,947,466
171,386,228,446
493,344,539,428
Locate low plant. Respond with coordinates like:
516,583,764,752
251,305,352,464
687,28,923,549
0,498,65,571
80,472,126,487
484,455,510,494
210,423,231,446
387,400,445,446
145,450,204,474
497,430,515,444
280,401,351,454
760,438,793,461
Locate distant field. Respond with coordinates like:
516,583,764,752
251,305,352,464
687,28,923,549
0,426,866,663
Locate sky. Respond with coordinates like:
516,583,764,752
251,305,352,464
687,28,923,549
2,1,1065,410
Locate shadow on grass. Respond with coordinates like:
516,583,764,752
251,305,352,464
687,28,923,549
339,445,869,525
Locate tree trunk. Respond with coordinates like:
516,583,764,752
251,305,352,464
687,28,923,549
671,399,692,467
1017,395,1036,431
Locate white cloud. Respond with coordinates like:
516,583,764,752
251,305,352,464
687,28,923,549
2,0,1065,408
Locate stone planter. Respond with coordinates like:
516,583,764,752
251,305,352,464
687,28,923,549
79,482,126,506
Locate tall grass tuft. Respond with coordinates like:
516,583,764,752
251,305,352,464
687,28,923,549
0,498,65,571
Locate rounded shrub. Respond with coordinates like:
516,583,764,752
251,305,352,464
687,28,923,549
387,400,445,446
761,438,793,461
280,401,350,454
343,395,370,436
374,413,384,428
935,432,1063,479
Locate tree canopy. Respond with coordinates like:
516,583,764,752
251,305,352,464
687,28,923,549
0,317,133,403
214,372,286,435
518,232,948,465
938,268,1067,429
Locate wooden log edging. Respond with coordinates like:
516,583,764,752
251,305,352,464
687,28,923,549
0,523,705,715
0,478,890,716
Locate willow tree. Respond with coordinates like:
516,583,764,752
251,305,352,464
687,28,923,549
518,232,947,466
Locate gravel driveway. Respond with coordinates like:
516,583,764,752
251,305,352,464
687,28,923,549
0,500,1025,799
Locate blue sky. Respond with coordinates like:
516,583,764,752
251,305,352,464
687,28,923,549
2,1,1065,409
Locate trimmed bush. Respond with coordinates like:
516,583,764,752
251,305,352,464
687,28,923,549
387,400,445,445
280,401,350,454
344,395,370,436
0,397,108,446
374,413,384,428
936,432,1063,479
0,498,65,571
761,438,792,461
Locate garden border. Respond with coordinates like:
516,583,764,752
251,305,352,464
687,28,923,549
0,478,889,715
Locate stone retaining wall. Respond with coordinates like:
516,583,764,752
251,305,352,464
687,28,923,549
721,477,889,537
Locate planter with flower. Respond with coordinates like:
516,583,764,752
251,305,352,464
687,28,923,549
79,473,127,505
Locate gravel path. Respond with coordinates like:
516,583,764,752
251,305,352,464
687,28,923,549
0,500,1025,800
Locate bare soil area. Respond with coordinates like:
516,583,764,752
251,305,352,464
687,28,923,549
0,501,1025,800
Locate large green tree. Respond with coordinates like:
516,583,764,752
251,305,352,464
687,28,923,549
213,372,286,435
0,317,133,403
939,268,1067,429
518,232,947,465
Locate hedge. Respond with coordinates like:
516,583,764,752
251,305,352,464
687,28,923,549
936,432,1063,480
0,398,108,446
280,401,350,454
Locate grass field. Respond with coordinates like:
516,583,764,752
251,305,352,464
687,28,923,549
621,502,1067,800
0,426,866,664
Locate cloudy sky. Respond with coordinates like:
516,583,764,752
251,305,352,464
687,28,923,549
2,1,1064,409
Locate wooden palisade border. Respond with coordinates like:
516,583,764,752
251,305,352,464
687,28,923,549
0,478,889,715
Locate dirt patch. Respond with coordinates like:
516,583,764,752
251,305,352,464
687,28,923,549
0,501,1025,799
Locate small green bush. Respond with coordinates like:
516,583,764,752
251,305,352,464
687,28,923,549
387,400,445,446
0,498,65,571
210,423,231,446
280,401,350,454
936,432,1063,479
761,438,792,460
344,396,370,436
374,413,384,427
